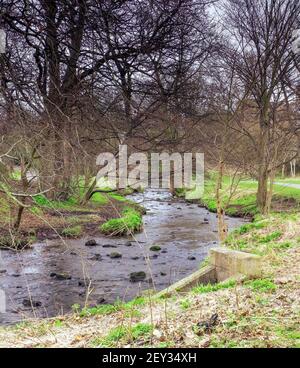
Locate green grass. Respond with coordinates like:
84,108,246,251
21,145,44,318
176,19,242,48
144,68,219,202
179,171,300,217
275,325,300,347
80,304,120,317
225,212,300,255
61,225,82,238
79,297,146,318
275,176,300,184
32,181,131,211
256,230,282,243
180,299,192,310
92,323,153,347
100,207,143,235
93,326,127,347
192,279,237,294
244,278,276,293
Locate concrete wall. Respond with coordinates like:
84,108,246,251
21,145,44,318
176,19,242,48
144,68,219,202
156,247,262,298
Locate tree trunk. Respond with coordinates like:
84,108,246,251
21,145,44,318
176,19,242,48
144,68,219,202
257,105,270,214
257,169,268,214
265,170,275,215
14,203,25,231
216,160,228,242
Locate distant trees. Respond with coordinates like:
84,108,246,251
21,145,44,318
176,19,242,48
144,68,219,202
222,0,300,214
1,0,300,217
0,0,216,199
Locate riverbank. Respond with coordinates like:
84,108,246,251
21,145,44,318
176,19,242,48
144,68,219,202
0,189,245,325
177,173,300,217
0,209,299,347
0,187,144,249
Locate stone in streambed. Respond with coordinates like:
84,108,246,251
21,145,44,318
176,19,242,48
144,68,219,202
150,245,161,252
89,254,102,261
22,299,42,308
125,241,133,247
109,252,122,259
130,271,146,282
85,239,98,246
50,272,72,280
188,256,196,261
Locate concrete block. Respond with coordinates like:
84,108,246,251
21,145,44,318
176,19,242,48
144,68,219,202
156,265,216,298
210,247,262,281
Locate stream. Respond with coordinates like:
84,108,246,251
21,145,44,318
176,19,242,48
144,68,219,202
0,189,247,325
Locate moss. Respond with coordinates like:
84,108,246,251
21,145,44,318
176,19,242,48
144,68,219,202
100,207,143,236
150,245,161,251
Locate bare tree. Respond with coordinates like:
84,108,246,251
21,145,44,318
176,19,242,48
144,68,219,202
223,0,300,214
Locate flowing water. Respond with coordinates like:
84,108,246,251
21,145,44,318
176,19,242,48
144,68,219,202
0,189,247,325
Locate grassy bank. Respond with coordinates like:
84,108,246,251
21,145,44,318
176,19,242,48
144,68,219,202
0,179,143,247
177,173,300,217
0,211,299,348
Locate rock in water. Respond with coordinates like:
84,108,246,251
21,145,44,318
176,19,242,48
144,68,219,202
188,256,196,261
89,254,102,261
130,271,146,282
109,252,122,259
85,239,97,246
150,245,161,252
22,299,42,308
50,272,72,280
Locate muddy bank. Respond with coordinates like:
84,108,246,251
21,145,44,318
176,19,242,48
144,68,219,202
0,190,247,325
